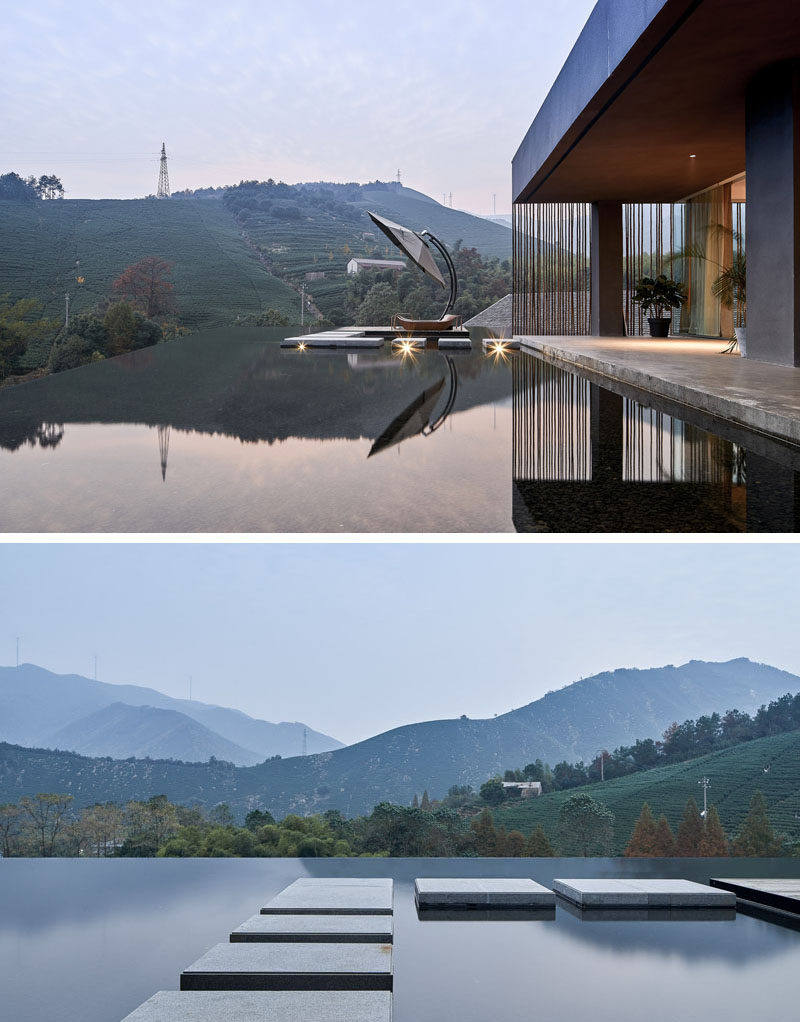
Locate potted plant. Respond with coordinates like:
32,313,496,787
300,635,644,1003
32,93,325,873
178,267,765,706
631,274,687,337
711,251,746,355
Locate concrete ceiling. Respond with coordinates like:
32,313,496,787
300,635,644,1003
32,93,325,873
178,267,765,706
516,0,800,203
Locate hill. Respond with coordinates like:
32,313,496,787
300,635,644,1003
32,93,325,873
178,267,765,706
1,181,512,364
0,664,343,764
0,198,300,367
49,702,264,765
1,659,795,818
494,729,800,852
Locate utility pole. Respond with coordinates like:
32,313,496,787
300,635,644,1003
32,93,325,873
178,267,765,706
65,293,70,329
396,168,401,186
597,750,605,781
189,675,192,701
302,727,308,757
300,284,305,328
699,776,710,816
449,192,453,207
442,193,446,205
493,193,496,215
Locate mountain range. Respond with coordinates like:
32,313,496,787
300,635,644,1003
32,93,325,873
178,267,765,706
0,664,343,766
2,658,797,817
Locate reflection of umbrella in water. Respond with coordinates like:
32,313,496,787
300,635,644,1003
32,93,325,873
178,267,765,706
368,211,457,320
368,356,458,457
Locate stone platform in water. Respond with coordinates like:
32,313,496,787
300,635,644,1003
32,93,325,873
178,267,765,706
231,913,393,943
710,878,800,916
415,878,555,909
481,337,520,350
281,332,384,348
438,336,472,349
553,878,736,908
121,990,392,1021
180,942,393,991
262,878,393,915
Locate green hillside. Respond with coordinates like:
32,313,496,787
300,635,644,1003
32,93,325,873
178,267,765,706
0,198,299,366
494,730,800,852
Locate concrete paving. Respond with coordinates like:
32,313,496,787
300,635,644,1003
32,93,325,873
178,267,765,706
711,878,800,915
231,913,393,943
262,879,393,915
281,333,384,349
438,337,472,349
180,942,393,991
415,878,555,909
552,878,736,908
121,990,392,1021
517,335,800,445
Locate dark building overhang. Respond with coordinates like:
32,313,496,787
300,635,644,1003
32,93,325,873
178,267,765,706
512,0,800,204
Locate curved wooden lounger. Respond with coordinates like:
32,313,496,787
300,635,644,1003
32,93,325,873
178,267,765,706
392,314,461,332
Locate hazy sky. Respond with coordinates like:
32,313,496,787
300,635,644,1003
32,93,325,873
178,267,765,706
1,542,798,745
1,0,596,211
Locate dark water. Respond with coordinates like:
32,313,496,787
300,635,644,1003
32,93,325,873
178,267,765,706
1,857,797,1022
1,328,799,531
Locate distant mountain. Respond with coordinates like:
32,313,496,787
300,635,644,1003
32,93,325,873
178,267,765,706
0,664,343,765
2,659,796,818
49,703,264,765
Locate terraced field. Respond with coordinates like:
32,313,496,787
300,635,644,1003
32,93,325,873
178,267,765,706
494,730,800,852
0,198,299,367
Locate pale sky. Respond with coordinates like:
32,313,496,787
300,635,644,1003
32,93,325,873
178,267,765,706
2,542,799,746
0,0,597,212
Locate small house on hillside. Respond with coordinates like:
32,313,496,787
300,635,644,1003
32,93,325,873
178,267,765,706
347,258,406,275
502,781,542,798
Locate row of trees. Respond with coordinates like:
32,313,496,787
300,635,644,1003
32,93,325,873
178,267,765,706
0,171,64,202
625,792,785,857
479,690,800,802
2,789,788,859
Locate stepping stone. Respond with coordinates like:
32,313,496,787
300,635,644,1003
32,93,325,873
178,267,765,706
262,879,393,915
121,990,392,1021
231,913,393,943
481,337,520,349
180,942,393,991
552,878,736,908
280,334,384,348
711,878,800,916
438,337,472,349
557,901,736,922
414,878,555,909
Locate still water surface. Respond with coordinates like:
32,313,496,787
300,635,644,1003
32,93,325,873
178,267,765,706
1,857,797,1022
1,328,799,531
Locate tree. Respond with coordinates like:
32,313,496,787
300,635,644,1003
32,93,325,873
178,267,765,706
112,256,176,318
494,824,508,856
81,803,125,856
479,778,506,806
653,815,676,856
625,803,658,856
526,824,555,857
244,808,275,832
732,791,783,856
103,302,138,355
411,794,419,809
36,174,65,199
19,793,74,856
0,295,55,380
470,808,497,856
557,793,615,856
0,803,21,857
698,806,729,856
354,282,397,326
420,790,431,812
0,172,38,202
505,830,526,857
209,803,235,828
675,797,704,856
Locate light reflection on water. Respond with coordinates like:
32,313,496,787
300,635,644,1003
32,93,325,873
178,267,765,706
0,858,797,1022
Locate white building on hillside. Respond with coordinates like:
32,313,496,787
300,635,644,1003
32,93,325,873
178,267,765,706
347,258,406,275
502,781,542,798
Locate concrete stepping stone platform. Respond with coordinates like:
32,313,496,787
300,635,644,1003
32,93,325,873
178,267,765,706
180,942,393,991
121,990,392,1021
231,913,393,943
552,878,736,909
416,907,555,922
262,878,393,915
481,337,520,350
281,334,384,348
557,899,735,922
711,878,800,916
415,878,555,909
438,337,472,349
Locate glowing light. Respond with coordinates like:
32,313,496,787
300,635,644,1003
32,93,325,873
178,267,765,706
297,341,307,351
689,154,697,158
485,339,512,363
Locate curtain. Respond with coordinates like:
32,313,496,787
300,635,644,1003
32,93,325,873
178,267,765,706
680,183,733,337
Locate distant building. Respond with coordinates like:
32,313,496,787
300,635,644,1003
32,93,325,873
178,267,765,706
502,781,542,798
347,258,406,275
305,271,326,281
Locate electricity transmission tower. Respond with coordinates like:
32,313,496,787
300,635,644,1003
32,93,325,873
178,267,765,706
157,143,170,198
302,728,308,757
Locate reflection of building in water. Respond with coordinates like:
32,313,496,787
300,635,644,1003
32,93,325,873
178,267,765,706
157,424,170,481
512,357,749,531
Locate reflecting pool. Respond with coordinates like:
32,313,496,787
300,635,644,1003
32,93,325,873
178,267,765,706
1,328,799,531
0,857,797,1022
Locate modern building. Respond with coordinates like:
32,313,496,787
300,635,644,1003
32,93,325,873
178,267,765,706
502,781,542,798
512,0,800,367
347,258,407,275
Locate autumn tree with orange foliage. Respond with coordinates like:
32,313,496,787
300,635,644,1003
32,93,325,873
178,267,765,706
112,256,176,319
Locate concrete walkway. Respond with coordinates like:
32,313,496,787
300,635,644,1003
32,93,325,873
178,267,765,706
517,335,800,445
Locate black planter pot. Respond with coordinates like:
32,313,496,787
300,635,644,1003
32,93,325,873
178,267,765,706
648,317,671,338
